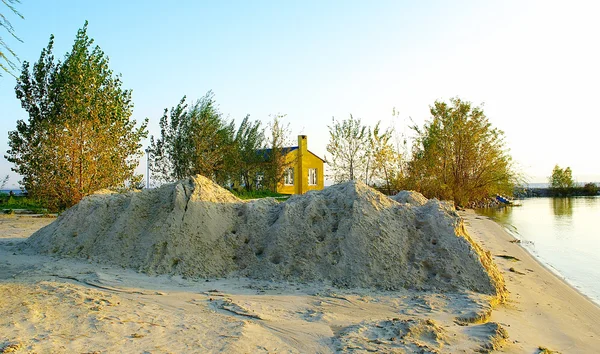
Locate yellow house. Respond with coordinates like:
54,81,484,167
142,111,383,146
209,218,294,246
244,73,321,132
277,135,325,195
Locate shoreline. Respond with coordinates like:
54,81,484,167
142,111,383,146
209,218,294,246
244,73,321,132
488,213,600,308
461,209,600,352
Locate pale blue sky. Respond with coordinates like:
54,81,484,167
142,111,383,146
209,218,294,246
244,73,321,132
1,0,599,188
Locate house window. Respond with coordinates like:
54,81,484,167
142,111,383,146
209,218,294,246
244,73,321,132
284,168,294,185
308,168,317,186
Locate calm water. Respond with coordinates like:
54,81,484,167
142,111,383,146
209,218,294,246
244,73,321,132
478,196,600,305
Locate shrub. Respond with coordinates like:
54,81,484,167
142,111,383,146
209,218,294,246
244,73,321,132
582,182,598,196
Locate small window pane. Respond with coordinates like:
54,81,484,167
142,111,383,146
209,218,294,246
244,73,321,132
284,168,294,185
308,168,317,186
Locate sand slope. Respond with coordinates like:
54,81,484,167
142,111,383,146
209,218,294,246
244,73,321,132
26,175,505,298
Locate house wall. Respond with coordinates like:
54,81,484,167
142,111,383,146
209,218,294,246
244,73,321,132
276,135,324,195
300,151,325,193
277,149,299,195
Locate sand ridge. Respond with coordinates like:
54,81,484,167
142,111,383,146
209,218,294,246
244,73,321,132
26,175,506,299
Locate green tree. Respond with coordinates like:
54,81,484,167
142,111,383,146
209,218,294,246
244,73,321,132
582,182,598,196
6,22,148,210
407,97,516,206
1,0,23,77
368,122,401,194
148,92,234,184
326,115,369,183
549,165,574,195
7,36,58,205
230,115,264,191
262,114,293,192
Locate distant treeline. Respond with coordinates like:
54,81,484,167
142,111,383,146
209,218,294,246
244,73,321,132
515,183,599,198
2,22,519,210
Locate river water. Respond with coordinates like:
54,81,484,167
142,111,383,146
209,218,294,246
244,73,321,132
478,196,600,305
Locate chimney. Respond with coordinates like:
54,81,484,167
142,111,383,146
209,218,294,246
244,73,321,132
297,135,307,194
298,135,307,155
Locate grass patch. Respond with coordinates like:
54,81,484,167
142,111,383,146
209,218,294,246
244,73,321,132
231,189,290,200
0,194,47,213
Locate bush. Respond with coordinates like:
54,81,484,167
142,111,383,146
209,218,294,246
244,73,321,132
582,182,599,196
0,195,46,212
406,98,516,206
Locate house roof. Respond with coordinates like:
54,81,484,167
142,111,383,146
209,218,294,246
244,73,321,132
255,146,326,163
256,146,298,160
305,149,326,163
257,146,298,155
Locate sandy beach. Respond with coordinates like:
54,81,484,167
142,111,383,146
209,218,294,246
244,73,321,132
1,210,599,353
462,210,600,353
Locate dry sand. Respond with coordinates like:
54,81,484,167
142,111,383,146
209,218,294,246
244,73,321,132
0,215,54,240
0,190,599,352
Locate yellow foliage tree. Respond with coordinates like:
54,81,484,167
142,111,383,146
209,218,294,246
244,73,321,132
407,98,516,206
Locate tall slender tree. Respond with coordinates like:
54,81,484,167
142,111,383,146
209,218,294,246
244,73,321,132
368,122,399,194
231,115,264,191
263,114,293,192
148,92,234,184
6,22,148,210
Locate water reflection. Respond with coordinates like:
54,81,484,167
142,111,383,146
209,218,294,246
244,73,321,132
580,196,600,209
477,206,504,221
476,196,600,305
476,206,518,234
551,198,573,217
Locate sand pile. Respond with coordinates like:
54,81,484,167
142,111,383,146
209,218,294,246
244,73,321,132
27,176,242,277
27,175,505,298
390,190,429,206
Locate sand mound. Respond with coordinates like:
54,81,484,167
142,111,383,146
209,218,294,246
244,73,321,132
391,190,429,206
27,175,242,276
27,175,506,298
